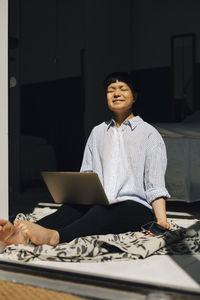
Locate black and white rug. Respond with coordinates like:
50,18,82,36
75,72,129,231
0,207,199,263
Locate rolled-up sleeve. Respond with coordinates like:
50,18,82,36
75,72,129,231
144,142,170,204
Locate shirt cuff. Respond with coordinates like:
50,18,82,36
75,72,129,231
80,169,93,173
145,188,171,204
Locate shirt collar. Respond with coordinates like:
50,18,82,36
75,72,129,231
106,116,143,131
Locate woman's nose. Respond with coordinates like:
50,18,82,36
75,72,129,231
114,89,120,97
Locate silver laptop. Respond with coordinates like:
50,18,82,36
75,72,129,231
41,171,110,205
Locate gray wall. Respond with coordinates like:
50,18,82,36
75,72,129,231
20,0,133,137
21,0,85,83
83,0,132,135
131,0,200,69
20,0,200,137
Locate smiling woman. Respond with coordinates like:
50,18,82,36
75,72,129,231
107,81,135,117
105,72,137,127
0,71,170,246
2,1,200,298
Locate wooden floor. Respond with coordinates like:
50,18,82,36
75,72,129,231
0,278,86,300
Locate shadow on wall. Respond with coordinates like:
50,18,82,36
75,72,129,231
132,63,200,123
131,68,172,123
21,77,85,179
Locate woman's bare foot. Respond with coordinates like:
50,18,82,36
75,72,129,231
0,219,28,245
14,220,59,246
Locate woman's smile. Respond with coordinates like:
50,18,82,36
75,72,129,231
113,99,125,103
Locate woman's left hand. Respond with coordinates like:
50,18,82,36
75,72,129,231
146,220,170,236
157,220,170,230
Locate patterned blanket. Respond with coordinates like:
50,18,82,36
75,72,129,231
0,208,200,263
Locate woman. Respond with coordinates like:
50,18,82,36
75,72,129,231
0,72,170,246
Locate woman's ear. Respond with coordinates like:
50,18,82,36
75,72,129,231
133,92,138,103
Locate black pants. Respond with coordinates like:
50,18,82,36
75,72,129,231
37,200,154,243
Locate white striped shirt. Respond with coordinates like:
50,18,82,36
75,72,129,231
80,116,170,209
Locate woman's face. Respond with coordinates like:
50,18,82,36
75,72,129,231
106,80,135,114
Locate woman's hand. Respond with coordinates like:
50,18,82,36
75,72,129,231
145,197,170,236
146,220,170,236
157,220,170,230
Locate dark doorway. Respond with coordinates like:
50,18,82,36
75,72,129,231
8,0,85,217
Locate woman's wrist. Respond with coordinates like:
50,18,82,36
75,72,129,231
156,217,168,223
152,197,168,223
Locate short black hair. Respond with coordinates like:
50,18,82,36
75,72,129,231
104,72,137,97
